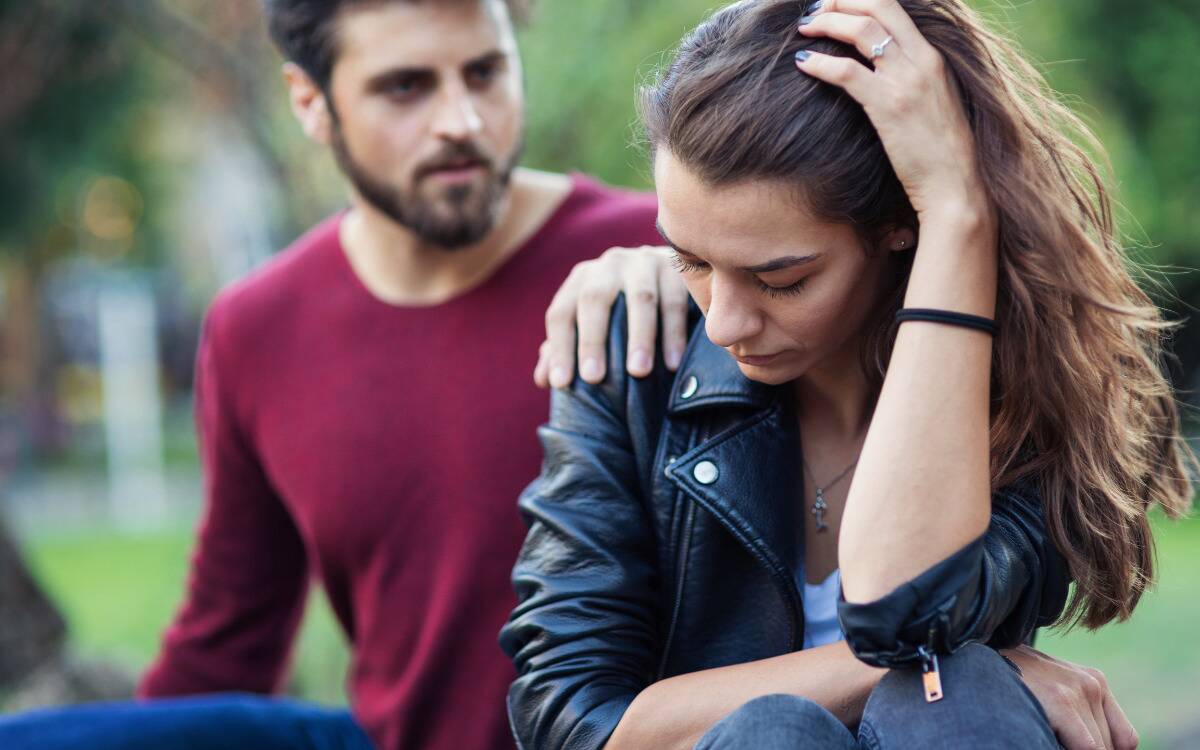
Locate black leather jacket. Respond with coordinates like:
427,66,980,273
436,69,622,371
499,300,1070,750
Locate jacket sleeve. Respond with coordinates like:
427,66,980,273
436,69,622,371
837,477,1070,668
139,297,309,697
499,306,664,750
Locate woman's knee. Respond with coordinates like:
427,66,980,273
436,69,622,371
861,643,1056,750
695,694,855,750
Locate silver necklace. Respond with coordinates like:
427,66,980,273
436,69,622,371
800,455,859,533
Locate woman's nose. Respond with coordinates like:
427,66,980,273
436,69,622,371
703,275,762,349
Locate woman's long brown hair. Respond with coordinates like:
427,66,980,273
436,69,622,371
640,0,1195,629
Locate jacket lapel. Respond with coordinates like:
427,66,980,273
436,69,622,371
665,325,804,615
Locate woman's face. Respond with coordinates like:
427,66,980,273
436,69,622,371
654,149,900,386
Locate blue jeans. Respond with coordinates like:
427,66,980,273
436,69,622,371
0,693,375,750
695,643,1060,749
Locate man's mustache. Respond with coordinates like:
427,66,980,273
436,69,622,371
415,142,494,180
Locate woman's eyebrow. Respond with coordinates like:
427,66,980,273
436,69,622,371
656,220,820,271
743,255,821,273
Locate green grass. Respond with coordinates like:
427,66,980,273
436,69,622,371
21,528,351,706
16,514,1200,746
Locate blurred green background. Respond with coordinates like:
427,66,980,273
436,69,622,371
1,0,1198,747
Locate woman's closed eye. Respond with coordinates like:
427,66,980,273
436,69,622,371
671,251,808,298
755,277,807,298
670,251,709,274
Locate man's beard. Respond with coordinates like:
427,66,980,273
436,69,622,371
330,125,523,250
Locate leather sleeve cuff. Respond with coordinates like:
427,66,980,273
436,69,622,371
837,535,986,668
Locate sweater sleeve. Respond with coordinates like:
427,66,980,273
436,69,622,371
138,299,309,697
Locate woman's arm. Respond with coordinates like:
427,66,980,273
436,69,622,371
797,2,997,602
840,214,996,602
502,298,683,750
607,642,884,750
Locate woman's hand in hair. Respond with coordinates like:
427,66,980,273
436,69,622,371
796,0,990,228
1002,645,1139,750
536,245,690,389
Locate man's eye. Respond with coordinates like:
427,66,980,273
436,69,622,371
467,62,499,86
388,76,430,99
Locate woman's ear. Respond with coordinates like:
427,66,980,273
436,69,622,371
879,225,917,254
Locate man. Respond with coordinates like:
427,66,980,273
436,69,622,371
0,1,685,748
135,1,690,748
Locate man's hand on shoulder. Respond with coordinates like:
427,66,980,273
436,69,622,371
536,246,689,389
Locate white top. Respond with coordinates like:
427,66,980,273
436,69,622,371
800,567,845,650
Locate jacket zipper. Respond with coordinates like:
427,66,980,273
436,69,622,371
918,625,944,702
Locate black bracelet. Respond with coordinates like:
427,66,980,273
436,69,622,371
895,308,998,336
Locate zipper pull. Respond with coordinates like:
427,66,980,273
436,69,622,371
918,645,944,703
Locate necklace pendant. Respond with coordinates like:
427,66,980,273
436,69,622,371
811,488,828,533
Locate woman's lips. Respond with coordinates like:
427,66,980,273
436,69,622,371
731,351,781,367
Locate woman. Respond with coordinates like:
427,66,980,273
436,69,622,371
501,1,1193,748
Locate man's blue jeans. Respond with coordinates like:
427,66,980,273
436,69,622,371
0,693,375,750
696,643,1061,749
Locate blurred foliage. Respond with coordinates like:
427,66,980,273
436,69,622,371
0,2,153,264
519,0,1200,272
3,0,1196,267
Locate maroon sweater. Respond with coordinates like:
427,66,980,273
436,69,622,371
139,175,660,750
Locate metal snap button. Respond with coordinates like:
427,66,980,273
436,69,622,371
693,460,719,485
680,375,699,399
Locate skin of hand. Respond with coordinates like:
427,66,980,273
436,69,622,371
1001,645,1139,750
534,245,691,389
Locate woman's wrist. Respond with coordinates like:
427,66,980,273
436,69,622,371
918,193,994,241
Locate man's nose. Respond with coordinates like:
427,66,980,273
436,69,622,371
703,275,763,349
431,84,483,141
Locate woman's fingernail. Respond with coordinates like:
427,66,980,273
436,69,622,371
581,357,603,382
795,50,812,63
808,0,824,12
799,15,815,26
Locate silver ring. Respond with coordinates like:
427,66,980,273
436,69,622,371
870,35,894,60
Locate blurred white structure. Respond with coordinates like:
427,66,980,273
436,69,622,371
98,275,167,529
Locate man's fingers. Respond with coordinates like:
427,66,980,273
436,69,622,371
544,288,578,389
657,257,690,370
623,254,663,378
533,340,551,389
575,280,619,384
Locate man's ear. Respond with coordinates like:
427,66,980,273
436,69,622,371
283,62,333,145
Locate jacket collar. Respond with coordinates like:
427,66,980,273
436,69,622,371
668,321,779,415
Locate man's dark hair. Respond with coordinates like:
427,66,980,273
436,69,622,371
263,0,531,92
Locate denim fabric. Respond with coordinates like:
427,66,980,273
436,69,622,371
0,693,375,750
695,694,858,749
696,644,1061,749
